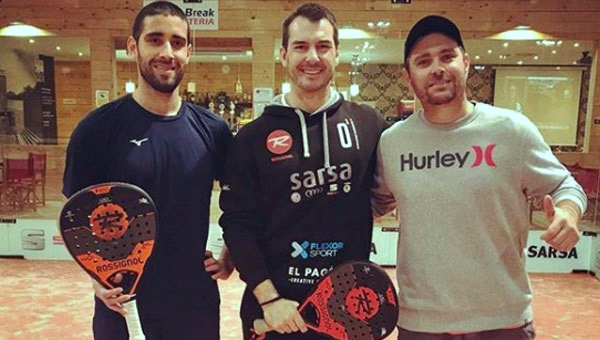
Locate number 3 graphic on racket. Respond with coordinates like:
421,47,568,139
59,182,157,340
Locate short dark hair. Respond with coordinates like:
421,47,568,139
281,3,339,49
132,1,190,43
404,15,464,68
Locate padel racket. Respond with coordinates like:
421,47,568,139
254,260,398,340
59,182,157,340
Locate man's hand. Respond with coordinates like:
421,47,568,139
204,249,234,280
92,274,133,316
262,298,307,334
540,195,581,252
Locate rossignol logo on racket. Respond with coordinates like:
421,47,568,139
345,286,380,320
399,144,497,171
96,257,146,273
291,240,344,259
314,289,336,331
90,203,129,240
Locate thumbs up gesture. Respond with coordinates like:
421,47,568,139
540,195,581,252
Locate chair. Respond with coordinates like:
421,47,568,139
28,152,47,206
564,163,599,222
0,157,36,211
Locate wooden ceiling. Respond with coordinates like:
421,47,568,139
113,36,253,52
1,0,599,40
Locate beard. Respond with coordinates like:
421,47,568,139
138,55,185,94
425,85,457,105
288,67,334,93
418,76,465,106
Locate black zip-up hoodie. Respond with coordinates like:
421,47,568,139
219,91,386,316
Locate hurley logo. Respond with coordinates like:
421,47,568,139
130,138,148,146
399,144,497,171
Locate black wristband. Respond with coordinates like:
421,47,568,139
259,295,283,307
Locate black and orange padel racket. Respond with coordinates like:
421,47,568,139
59,182,157,340
254,261,399,340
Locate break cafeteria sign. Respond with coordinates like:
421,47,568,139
143,0,219,30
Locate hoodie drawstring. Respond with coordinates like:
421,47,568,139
294,109,331,169
322,112,330,168
294,109,311,159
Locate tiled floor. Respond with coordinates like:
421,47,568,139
0,259,599,339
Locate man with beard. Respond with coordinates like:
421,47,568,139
372,15,587,340
62,2,233,339
219,3,387,339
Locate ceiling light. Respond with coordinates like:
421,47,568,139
486,25,555,40
536,40,563,47
367,20,390,31
0,21,55,37
125,80,135,93
350,84,360,97
339,24,373,39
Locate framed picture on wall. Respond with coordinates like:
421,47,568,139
0,74,6,110
95,90,109,107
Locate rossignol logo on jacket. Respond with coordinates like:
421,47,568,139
399,144,497,171
266,129,294,162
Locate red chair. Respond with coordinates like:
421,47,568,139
564,163,599,222
28,152,47,206
0,157,36,211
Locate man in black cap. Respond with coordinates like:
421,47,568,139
372,15,586,340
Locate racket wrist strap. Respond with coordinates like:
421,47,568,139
259,295,283,307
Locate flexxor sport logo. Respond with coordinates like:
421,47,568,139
399,144,496,171
291,241,344,259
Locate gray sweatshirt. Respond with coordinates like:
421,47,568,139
373,102,587,332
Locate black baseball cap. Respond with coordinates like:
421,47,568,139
404,15,464,65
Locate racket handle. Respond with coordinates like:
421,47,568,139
123,300,146,340
253,319,271,335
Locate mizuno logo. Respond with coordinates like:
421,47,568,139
399,144,497,171
130,138,148,146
